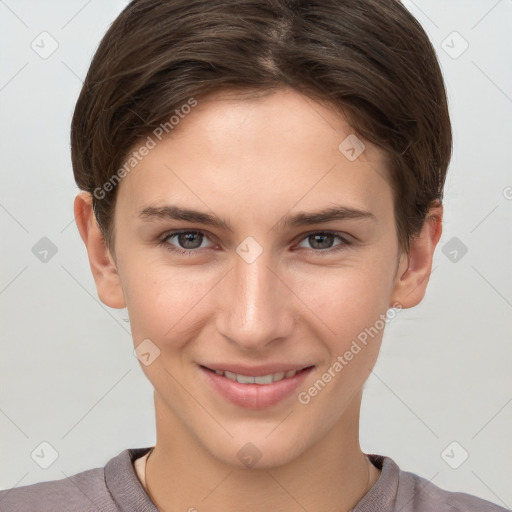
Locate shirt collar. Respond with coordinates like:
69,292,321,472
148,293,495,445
105,449,398,512
352,454,399,511
104,447,157,512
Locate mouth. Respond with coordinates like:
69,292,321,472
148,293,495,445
198,364,315,409
200,365,313,385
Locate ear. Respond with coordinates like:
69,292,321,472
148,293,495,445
389,202,443,309
74,191,126,309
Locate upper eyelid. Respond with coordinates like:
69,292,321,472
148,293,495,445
161,229,217,244
296,229,351,241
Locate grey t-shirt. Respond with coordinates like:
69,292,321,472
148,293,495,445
0,447,508,511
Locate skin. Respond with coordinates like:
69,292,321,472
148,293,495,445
75,87,442,511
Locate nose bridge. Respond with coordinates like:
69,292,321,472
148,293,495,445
217,243,293,350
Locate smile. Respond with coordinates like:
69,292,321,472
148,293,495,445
204,367,307,385
199,364,315,409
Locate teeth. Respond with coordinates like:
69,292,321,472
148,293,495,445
215,369,299,384
255,374,273,384
237,374,255,384
272,371,285,382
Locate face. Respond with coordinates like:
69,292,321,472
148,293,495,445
107,87,407,468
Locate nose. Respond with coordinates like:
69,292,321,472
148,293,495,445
215,245,295,351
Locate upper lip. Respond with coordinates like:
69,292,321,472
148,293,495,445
200,363,314,376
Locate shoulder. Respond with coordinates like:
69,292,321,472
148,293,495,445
359,454,509,512
394,460,509,512
0,464,116,512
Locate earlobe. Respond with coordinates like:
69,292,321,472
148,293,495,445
74,191,126,309
389,203,443,309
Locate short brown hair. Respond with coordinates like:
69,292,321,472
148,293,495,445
70,0,452,255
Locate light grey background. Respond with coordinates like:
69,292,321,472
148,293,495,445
1,0,511,507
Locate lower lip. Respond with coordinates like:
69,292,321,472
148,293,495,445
199,365,314,409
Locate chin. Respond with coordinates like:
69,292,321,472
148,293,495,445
206,429,310,470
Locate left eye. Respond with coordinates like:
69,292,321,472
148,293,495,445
296,232,350,251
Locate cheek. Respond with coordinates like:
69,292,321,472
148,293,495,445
122,264,215,347
294,257,395,342
296,266,391,411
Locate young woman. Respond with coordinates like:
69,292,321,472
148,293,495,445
1,1,507,510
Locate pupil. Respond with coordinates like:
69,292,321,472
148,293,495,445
311,234,332,249
180,232,201,249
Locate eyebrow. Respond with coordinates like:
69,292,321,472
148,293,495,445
137,204,376,231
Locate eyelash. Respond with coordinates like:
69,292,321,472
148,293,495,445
157,230,353,256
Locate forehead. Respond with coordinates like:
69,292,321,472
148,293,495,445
115,87,392,221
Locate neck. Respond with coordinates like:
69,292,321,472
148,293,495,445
145,390,380,512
